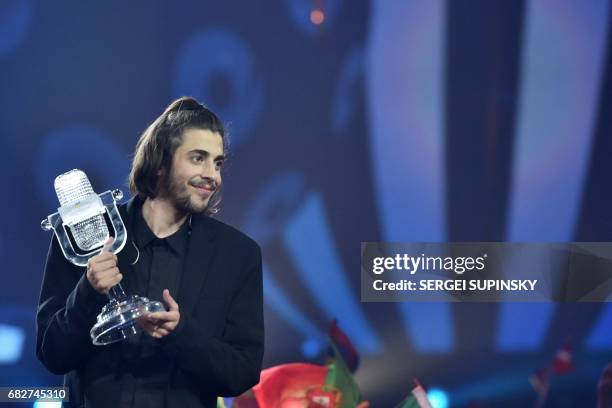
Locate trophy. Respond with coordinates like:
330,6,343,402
41,169,165,345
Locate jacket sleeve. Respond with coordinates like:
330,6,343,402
36,236,109,374
160,243,265,396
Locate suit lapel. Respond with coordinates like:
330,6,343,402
178,214,218,316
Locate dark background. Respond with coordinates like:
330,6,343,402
0,0,611,406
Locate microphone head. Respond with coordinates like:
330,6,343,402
54,169,109,251
54,169,95,206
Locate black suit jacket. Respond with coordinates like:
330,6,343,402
36,197,264,407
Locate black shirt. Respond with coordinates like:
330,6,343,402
117,205,191,408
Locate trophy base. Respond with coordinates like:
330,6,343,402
90,294,165,345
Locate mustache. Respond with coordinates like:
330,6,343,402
190,179,218,191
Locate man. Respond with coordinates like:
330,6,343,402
36,97,264,407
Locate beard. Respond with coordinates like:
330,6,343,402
158,172,216,215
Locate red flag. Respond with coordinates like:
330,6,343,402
551,344,573,374
252,363,329,408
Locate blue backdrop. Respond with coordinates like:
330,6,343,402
1,0,611,406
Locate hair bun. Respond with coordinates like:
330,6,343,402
164,96,203,113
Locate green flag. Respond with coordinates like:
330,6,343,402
395,382,433,408
325,342,362,407
395,395,421,408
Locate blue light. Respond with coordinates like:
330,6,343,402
0,323,24,364
367,0,454,354
586,304,612,350
263,264,326,342
0,0,33,56
284,192,381,353
507,0,609,241
499,0,610,354
331,47,364,134
496,303,554,351
427,388,449,408
399,303,453,353
449,371,537,405
301,337,323,359
367,0,446,243
33,401,62,408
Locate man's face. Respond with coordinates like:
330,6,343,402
159,128,224,215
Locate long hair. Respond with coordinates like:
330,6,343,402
128,96,226,215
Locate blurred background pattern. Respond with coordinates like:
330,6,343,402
0,0,611,406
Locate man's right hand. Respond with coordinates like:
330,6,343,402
86,237,122,295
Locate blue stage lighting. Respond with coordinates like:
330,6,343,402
427,388,449,408
33,401,62,408
587,303,612,350
301,337,323,359
263,265,326,342
0,323,24,364
284,192,381,353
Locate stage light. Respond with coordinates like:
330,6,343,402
301,337,323,358
0,323,24,364
310,9,324,25
33,401,62,408
427,388,449,408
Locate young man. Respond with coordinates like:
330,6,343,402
36,97,264,407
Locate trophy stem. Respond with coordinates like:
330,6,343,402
108,283,127,300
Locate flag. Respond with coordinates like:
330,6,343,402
529,341,573,403
328,319,360,372
251,363,329,408
325,343,363,407
551,343,573,374
395,380,433,408
529,367,551,398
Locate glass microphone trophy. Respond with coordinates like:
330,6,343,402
40,169,165,345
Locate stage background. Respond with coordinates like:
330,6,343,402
0,0,611,406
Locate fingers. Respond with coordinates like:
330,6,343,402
146,311,179,322
86,238,120,295
150,327,170,338
137,313,175,338
136,317,168,338
102,236,115,253
88,251,117,265
89,266,122,282
94,273,123,294
93,258,118,271
136,291,180,339
163,289,179,311
87,261,122,295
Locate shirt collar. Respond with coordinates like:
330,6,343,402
134,203,191,255
164,216,191,254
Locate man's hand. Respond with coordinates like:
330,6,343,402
86,237,122,295
138,289,181,339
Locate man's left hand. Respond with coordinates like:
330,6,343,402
138,289,180,339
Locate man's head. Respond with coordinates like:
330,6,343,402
129,96,226,215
